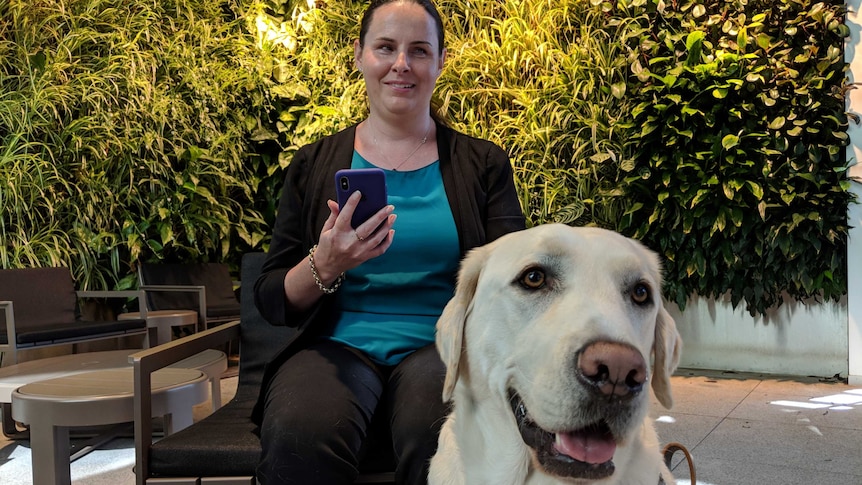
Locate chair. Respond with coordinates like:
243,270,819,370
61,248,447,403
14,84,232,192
0,266,148,436
131,253,395,485
137,262,241,333
0,267,147,367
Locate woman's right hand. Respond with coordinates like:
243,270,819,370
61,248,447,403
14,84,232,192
313,190,396,282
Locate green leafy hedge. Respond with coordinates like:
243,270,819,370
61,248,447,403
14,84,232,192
613,0,852,314
1,0,852,316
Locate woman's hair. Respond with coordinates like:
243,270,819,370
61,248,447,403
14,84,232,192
358,0,445,55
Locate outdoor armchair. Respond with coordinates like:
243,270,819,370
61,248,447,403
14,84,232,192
0,266,148,437
137,261,241,333
0,266,147,366
131,252,395,484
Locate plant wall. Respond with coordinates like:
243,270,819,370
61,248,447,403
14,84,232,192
613,0,852,314
434,0,636,227
1,0,852,316
255,0,851,315
0,0,270,289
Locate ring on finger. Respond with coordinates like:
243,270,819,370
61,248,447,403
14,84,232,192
355,231,365,242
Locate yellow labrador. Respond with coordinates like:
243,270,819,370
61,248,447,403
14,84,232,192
430,224,682,485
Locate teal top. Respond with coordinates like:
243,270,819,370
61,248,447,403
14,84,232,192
328,151,460,365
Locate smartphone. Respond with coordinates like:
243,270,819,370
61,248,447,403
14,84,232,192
335,168,388,229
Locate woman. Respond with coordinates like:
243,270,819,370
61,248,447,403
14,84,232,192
253,1,526,483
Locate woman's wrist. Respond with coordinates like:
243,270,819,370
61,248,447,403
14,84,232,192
308,245,345,294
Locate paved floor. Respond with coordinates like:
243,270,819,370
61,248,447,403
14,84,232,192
1,369,860,484
0,375,239,484
653,369,862,485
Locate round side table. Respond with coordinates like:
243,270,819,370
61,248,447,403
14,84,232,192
119,309,198,347
12,367,207,485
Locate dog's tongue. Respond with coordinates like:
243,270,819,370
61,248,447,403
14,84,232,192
553,428,616,464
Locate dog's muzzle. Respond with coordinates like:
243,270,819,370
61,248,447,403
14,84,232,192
506,341,649,480
508,390,617,480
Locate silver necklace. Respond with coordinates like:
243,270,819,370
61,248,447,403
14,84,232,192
370,119,431,171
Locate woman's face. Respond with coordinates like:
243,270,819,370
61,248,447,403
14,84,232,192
354,2,445,120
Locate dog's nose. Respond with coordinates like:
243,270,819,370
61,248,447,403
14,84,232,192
577,341,647,398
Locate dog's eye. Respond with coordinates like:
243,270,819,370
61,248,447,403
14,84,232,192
519,268,546,289
631,283,651,304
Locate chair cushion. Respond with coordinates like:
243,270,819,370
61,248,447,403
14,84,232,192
0,267,147,346
149,399,262,477
207,302,243,319
148,255,275,478
9,318,146,347
234,253,297,400
148,254,395,480
148,399,395,478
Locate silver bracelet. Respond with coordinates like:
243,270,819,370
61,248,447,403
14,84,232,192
308,244,345,294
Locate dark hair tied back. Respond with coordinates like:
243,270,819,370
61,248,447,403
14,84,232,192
358,0,445,55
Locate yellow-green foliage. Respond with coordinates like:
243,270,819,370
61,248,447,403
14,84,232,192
614,0,851,314
0,0,270,288
256,0,851,315
1,0,851,315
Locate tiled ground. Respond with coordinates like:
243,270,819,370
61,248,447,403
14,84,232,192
653,369,862,485
1,368,861,484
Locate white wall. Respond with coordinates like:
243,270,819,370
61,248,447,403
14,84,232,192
669,296,848,377
849,186,862,385
846,0,862,385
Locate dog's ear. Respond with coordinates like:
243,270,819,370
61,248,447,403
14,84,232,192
651,305,682,409
437,247,485,403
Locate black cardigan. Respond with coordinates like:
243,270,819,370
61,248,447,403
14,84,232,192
251,122,525,423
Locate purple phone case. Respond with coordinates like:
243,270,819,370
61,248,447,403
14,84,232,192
335,168,388,229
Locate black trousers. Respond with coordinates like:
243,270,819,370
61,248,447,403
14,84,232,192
256,339,448,485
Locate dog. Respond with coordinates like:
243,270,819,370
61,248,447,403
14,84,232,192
429,224,682,485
